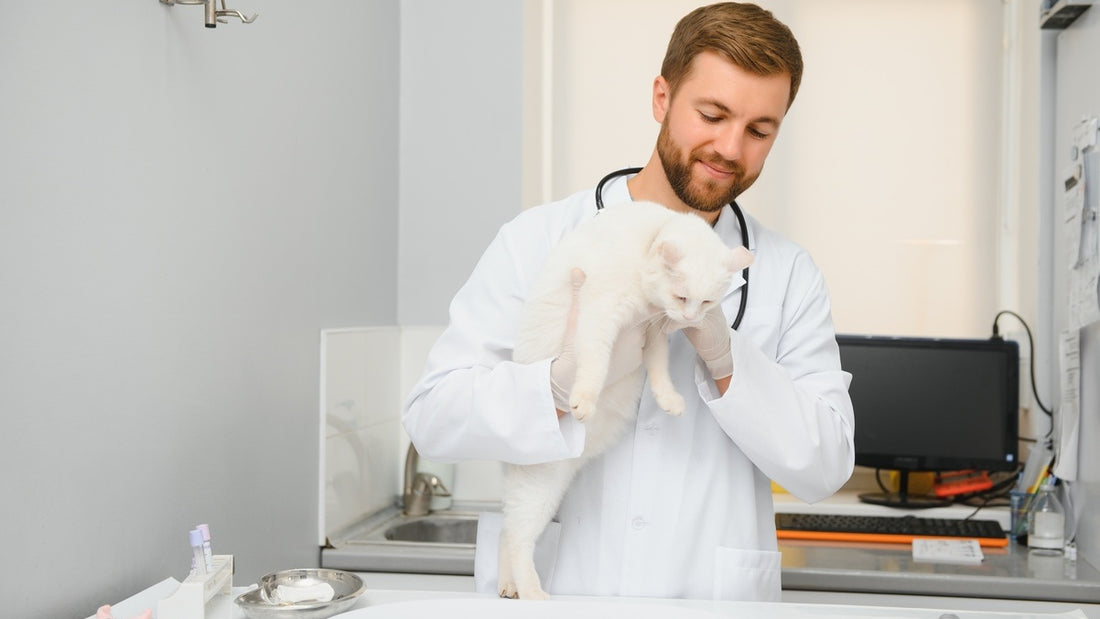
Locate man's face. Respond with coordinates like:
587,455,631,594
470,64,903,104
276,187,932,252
654,51,791,213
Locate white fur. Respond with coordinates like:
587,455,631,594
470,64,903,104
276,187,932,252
499,201,753,600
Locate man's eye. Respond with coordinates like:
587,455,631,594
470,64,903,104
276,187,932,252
748,127,770,139
699,112,721,124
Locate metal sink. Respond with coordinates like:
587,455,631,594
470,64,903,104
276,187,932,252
383,513,478,544
322,505,492,575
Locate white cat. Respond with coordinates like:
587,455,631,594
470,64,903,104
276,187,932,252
498,200,754,600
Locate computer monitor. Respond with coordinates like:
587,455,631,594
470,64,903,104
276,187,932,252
837,334,1020,508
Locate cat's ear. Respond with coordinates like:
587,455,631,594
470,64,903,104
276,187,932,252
657,241,683,270
724,246,754,273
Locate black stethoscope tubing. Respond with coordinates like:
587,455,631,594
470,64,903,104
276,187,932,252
594,167,750,331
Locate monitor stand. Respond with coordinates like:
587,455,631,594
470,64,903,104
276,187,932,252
857,470,953,508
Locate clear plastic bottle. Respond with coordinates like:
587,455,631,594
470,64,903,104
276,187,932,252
1027,484,1065,554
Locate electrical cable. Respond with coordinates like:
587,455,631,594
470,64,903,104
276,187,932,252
868,467,1021,519
991,310,1052,417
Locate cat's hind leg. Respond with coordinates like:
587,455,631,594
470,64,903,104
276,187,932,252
497,530,518,598
498,459,582,600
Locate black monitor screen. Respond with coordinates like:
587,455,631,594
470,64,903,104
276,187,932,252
838,334,1020,475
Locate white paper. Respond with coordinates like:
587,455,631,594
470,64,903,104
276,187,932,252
1069,262,1100,329
1053,329,1081,481
1066,122,1100,329
1063,162,1085,268
911,539,984,565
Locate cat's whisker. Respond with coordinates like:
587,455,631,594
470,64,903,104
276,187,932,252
635,309,668,328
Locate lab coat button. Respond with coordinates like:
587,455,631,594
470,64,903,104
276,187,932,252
631,516,648,530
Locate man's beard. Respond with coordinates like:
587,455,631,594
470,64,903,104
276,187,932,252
656,121,758,213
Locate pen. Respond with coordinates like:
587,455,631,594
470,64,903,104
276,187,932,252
1012,472,1059,536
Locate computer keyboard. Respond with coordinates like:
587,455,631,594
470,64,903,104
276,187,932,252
775,512,1009,548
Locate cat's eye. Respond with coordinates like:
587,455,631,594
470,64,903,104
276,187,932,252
676,296,688,304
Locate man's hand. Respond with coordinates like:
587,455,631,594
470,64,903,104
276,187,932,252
683,304,733,381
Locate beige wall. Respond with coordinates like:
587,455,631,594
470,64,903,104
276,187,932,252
533,0,1041,342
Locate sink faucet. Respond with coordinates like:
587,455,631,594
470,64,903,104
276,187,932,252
403,442,451,517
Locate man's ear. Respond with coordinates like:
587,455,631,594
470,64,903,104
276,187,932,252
652,75,671,124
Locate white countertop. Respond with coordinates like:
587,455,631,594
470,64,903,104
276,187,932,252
95,577,1100,619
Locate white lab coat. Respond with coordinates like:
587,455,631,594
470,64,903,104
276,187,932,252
403,174,855,601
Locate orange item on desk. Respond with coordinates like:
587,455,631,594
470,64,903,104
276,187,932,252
933,470,993,497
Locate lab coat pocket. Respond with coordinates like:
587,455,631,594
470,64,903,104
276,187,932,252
473,511,562,595
712,546,781,602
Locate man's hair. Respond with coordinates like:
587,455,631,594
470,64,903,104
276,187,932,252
661,2,803,110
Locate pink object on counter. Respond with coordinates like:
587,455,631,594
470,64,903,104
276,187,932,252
95,604,151,619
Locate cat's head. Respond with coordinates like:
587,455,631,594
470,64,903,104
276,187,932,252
643,215,754,326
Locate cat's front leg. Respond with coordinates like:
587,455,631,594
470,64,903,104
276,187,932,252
569,294,638,421
643,324,685,416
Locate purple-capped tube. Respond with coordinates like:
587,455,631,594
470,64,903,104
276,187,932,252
189,528,207,576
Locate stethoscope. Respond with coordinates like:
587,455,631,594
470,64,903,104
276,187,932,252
594,166,750,331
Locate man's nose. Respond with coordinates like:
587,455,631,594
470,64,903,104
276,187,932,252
712,126,743,162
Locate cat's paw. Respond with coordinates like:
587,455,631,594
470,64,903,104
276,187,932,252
654,388,686,416
517,585,550,601
569,390,598,422
498,580,518,599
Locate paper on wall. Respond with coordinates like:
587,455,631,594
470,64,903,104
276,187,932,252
1063,162,1085,268
1053,329,1081,481
1066,119,1100,330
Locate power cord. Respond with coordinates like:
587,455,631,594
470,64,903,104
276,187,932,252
955,468,1021,517
991,310,1052,418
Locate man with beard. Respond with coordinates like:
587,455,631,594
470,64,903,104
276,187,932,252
403,2,854,602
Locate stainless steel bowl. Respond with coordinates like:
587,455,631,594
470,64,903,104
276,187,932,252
234,568,366,619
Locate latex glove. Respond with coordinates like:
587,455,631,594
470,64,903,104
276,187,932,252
549,269,646,415
682,303,733,380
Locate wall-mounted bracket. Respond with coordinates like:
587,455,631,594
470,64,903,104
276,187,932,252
1040,0,1093,30
160,0,258,28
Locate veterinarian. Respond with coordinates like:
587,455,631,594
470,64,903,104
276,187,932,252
403,2,854,602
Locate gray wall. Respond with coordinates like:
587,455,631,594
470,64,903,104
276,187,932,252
0,2,399,617
1047,9,1100,569
398,1,526,326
